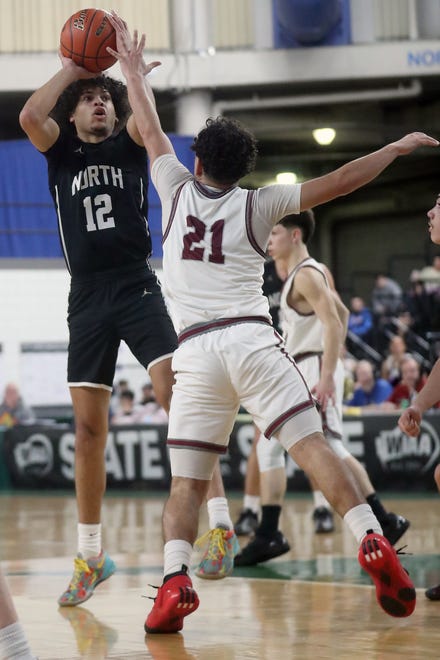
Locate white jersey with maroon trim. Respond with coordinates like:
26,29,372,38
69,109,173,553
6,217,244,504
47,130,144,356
280,257,328,356
151,154,302,333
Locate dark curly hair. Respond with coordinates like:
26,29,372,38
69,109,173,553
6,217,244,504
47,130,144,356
278,210,316,245
190,117,258,185
50,75,130,135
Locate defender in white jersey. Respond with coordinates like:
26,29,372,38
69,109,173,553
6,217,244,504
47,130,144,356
108,16,436,631
235,212,410,567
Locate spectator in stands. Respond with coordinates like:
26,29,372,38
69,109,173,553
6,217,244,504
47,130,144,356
345,359,392,408
381,335,411,386
341,346,358,403
371,273,403,352
111,389,141,425
418,255,440,293
372,273,403,318
382,355,427,410
138,381,168,424
404,271,433,339
348,296,373,341
0,383,35,427
139,381,156,406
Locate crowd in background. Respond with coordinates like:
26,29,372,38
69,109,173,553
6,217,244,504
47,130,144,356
3,258,440,426
343,257,440,412
0,379,168,428
110,379,168,425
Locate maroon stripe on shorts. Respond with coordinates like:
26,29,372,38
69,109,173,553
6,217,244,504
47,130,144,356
167,439,228,454
293,351,323,363
178,316,271,344
264,399,316,438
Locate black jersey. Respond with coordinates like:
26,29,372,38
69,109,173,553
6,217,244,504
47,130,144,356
263,259,285,333
44,128,151,278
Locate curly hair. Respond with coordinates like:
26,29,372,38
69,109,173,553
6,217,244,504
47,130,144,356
50,75,130,135
190,117,258,185
278,210,316,245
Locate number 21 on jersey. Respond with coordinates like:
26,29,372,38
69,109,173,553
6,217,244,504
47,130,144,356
182,215,225,263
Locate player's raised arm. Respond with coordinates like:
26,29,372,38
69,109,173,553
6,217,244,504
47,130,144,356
107,12,174,164
300,132,438,211
19,54,98,153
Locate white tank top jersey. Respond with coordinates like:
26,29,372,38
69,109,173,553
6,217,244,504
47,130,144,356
280,257,328,356
151,154,302,334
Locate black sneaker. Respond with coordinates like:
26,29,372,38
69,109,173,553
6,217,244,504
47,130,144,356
425,584,440,600
234,509,259,536
234,531,290,566
380,513,410,546
313,506,334,534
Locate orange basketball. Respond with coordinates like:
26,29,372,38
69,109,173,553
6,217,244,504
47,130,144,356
60,8,117,73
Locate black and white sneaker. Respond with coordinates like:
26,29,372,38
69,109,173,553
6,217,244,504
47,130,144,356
234,531,290,566
234,508,259,536
381,513,410,546
313,506,334,534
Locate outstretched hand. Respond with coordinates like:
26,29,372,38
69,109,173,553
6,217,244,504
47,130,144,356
393,132,439,155
106,11,161,77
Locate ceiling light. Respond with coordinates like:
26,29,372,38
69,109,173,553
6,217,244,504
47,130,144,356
313,127,336,145
276,172,297,184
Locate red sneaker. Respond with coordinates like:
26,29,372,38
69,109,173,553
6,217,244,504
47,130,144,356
145,572,200,634
358,533,416,618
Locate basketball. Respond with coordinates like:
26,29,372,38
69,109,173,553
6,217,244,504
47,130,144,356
60,8,117,73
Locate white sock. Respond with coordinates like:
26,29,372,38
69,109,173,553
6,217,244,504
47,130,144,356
0,622,35,660
243,495,260,514
313,490,332,510
344,503,383,544
78,523,101,559
207,497,233,530
164,540,193,577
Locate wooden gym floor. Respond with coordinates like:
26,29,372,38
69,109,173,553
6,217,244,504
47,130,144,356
1,492,440,659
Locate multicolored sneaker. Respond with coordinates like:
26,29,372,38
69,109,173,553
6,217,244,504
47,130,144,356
358,532,416,617
58,605,118,655
194,528,240,579
58,551,116,607
145,571,199,634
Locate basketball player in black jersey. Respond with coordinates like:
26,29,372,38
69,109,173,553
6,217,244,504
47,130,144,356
19,51,177,606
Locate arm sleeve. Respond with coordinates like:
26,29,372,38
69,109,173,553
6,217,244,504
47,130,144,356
151,154,193,202
250,184,302,248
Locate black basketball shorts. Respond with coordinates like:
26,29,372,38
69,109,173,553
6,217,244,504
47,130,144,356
67,266,178,388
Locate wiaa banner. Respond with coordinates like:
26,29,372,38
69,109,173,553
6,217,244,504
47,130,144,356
1,414,439,491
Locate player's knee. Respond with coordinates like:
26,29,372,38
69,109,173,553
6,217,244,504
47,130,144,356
257,435,285,471
328,438,350,459
170,475,209,506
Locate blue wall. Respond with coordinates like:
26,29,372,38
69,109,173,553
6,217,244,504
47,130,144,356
0,135,194,260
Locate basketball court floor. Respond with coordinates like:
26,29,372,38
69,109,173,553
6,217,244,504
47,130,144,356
2,492,440,659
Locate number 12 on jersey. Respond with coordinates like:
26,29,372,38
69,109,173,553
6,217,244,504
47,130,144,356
83,194,115,231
